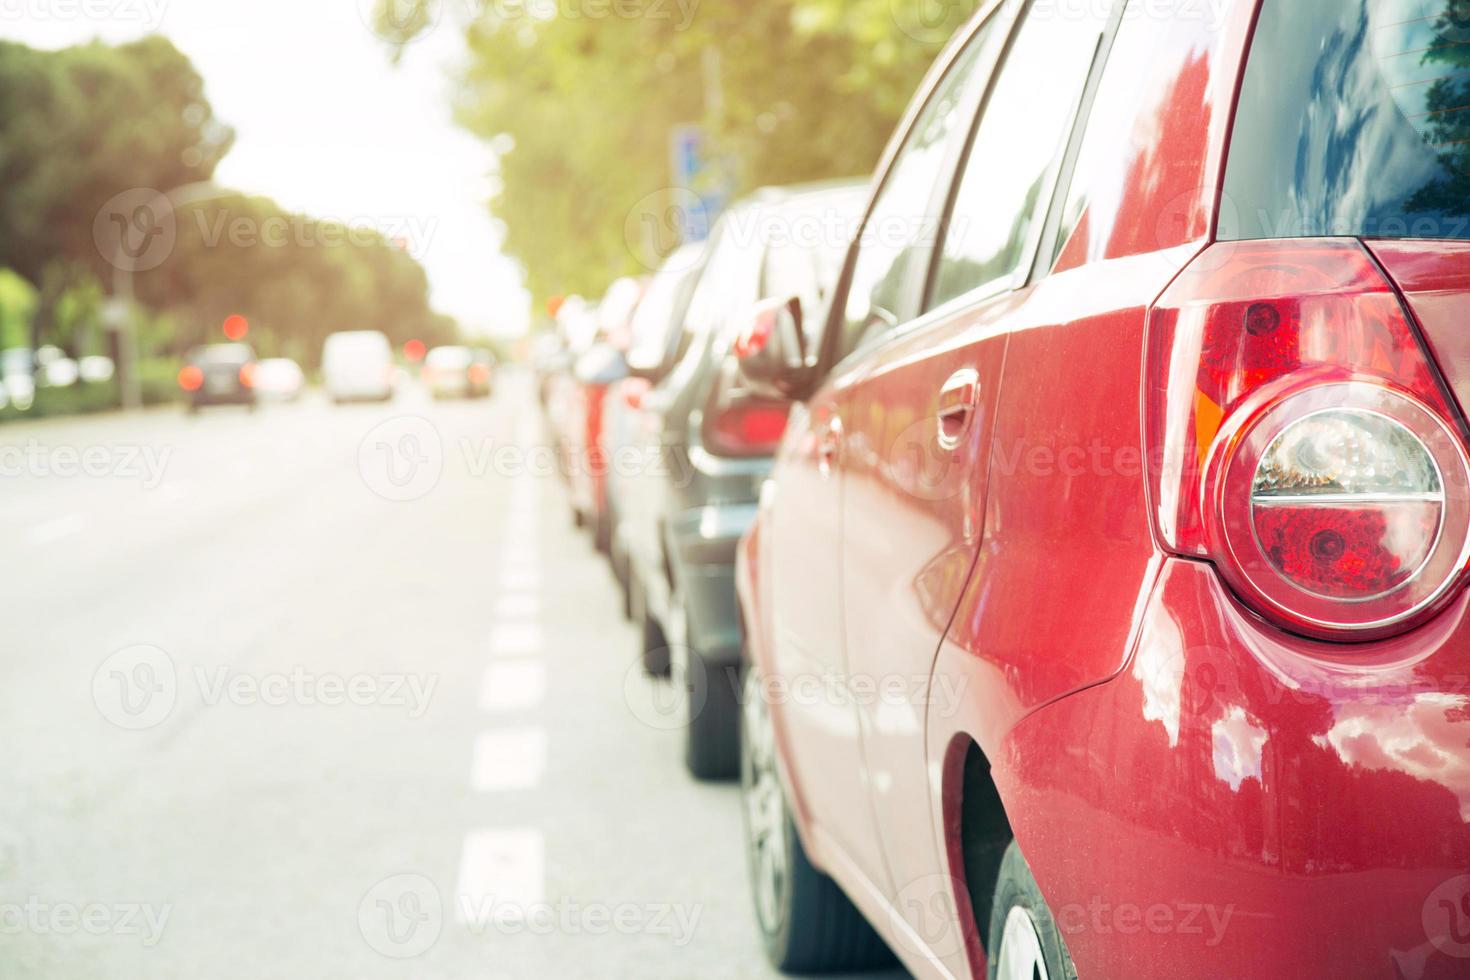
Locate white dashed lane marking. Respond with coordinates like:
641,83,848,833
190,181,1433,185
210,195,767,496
479,660,547,713
454,828,546,923
29,513,85,544
487,622,544,658
493,593,541,619
470,727,548,792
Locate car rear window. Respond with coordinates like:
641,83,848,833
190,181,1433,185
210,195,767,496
1225,0,1470,241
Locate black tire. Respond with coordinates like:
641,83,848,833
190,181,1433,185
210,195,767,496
741,668,892,973
684,652,739,781
986,841,1078,980
610,538,633,621
572,507,587,529
592,507,612,554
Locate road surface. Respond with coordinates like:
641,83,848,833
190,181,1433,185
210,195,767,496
0,372,903,979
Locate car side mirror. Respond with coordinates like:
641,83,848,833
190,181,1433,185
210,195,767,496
734,296,809,400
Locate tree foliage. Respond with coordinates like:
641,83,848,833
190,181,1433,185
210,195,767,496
376,0,977,304
0,36,457,366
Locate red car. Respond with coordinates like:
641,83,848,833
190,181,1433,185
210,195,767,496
734,1,1470,978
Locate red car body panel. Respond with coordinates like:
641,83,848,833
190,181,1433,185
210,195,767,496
1368,240,1470,417
993,559,1470,980
733,0,1470,977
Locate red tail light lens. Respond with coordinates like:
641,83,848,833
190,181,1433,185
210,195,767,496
706,402,789,456
238,363,256,388
178,365,203,392
1147,240,1470,639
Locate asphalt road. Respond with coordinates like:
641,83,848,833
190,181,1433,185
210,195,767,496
0,372,903,979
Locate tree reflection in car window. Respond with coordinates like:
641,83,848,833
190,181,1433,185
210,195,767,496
836,18,1004,360
928,7,1104,309
1226,0,1470,241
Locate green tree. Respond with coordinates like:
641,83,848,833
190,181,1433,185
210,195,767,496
375,0,976,304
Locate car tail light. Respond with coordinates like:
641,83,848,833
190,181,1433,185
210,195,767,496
238,363,256,388
707,402,789,455
1146,240,1470,639
469,363,490,385
622,377,650,411
178,365,203,392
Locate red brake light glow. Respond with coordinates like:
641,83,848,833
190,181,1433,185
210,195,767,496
1147,240,1470,639
178,365,203,392
707,403,789,457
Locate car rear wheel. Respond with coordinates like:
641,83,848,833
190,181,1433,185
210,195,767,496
740,667,891,973
684,649,738,780
986,841,1077,980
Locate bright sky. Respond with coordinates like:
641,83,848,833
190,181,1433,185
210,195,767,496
1,0,531,337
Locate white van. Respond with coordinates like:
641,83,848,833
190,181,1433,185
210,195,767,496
322,331,394,402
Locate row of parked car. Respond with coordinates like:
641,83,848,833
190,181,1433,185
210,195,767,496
545,1,1470,977
179,331,496,412
0,346,116,411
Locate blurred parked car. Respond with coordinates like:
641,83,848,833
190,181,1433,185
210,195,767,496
322,330,394,402
423,345,494,399
179,343,257,413
621,180,863,780
252,358,305,402
563,277,646,551
1,348,35,411
733,2,1470,978
78,356,115,384
530,331,573,409
542,296,595,443
40,357,79,387
602,242,708,616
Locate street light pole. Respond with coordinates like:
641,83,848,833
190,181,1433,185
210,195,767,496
104,181,225,410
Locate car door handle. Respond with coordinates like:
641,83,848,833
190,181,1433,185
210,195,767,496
936,369,980,451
